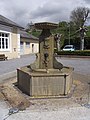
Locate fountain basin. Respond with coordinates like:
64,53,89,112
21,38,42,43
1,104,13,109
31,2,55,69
17,66,73,98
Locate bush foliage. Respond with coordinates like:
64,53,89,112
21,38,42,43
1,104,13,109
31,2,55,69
57,50,90,56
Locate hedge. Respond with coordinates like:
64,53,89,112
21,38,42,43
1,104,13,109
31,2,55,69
56,50,90,56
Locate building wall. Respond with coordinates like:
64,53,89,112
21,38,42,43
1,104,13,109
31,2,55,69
0,25,20,59
20,38,39,55
9,28,19,58
0,24,39,59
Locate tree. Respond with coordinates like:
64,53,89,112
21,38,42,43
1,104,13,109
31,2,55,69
25,21,34,32
70,7,90,28
70,7,90,50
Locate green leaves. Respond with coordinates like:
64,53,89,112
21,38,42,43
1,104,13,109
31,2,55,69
57,50,90,56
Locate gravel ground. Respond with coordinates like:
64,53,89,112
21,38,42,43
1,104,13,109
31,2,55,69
0,55,90,120
0,77,90,120
1,101,90,120
2,106,90,120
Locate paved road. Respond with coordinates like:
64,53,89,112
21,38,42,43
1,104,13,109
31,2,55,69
57,57,90,83
0,55,90,83
57,57,90,75
0,54,35,75
0,55,90,76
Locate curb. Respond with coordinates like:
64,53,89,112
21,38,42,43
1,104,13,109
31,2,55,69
0,71,17,83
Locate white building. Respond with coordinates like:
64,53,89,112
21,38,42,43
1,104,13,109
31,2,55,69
0,15,39,59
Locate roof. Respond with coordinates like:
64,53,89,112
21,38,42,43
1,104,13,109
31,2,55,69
0,15,24,29
20,30,39,40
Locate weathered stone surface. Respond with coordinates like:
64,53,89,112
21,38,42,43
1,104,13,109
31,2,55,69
17,22,73,97
17,67,73,97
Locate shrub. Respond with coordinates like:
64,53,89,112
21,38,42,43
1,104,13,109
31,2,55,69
57,50,90,56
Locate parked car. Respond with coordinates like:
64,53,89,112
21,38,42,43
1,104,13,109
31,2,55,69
62,45,75,51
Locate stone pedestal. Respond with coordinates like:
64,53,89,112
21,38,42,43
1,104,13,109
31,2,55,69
17,22,74,98
39,36,54,69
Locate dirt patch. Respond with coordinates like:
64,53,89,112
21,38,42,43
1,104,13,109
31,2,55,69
0,77,89,112
0,78,30,110
71,79,89,106
28,79,89,111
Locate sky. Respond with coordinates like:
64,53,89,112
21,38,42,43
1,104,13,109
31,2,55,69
0,0,90,27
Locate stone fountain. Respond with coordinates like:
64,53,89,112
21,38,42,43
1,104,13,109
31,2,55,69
17,22,73,98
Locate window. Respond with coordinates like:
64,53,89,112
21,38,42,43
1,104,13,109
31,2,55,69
26,42,30,48
0,32,9,50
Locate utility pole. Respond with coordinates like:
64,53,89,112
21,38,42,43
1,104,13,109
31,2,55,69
68,23,70,45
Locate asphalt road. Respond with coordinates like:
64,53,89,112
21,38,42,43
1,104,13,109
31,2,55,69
57,57,90,83
0,54,90,83
0,54,35,75
57,57,90,75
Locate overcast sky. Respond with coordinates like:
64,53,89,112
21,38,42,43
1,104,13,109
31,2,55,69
0,0,90,27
